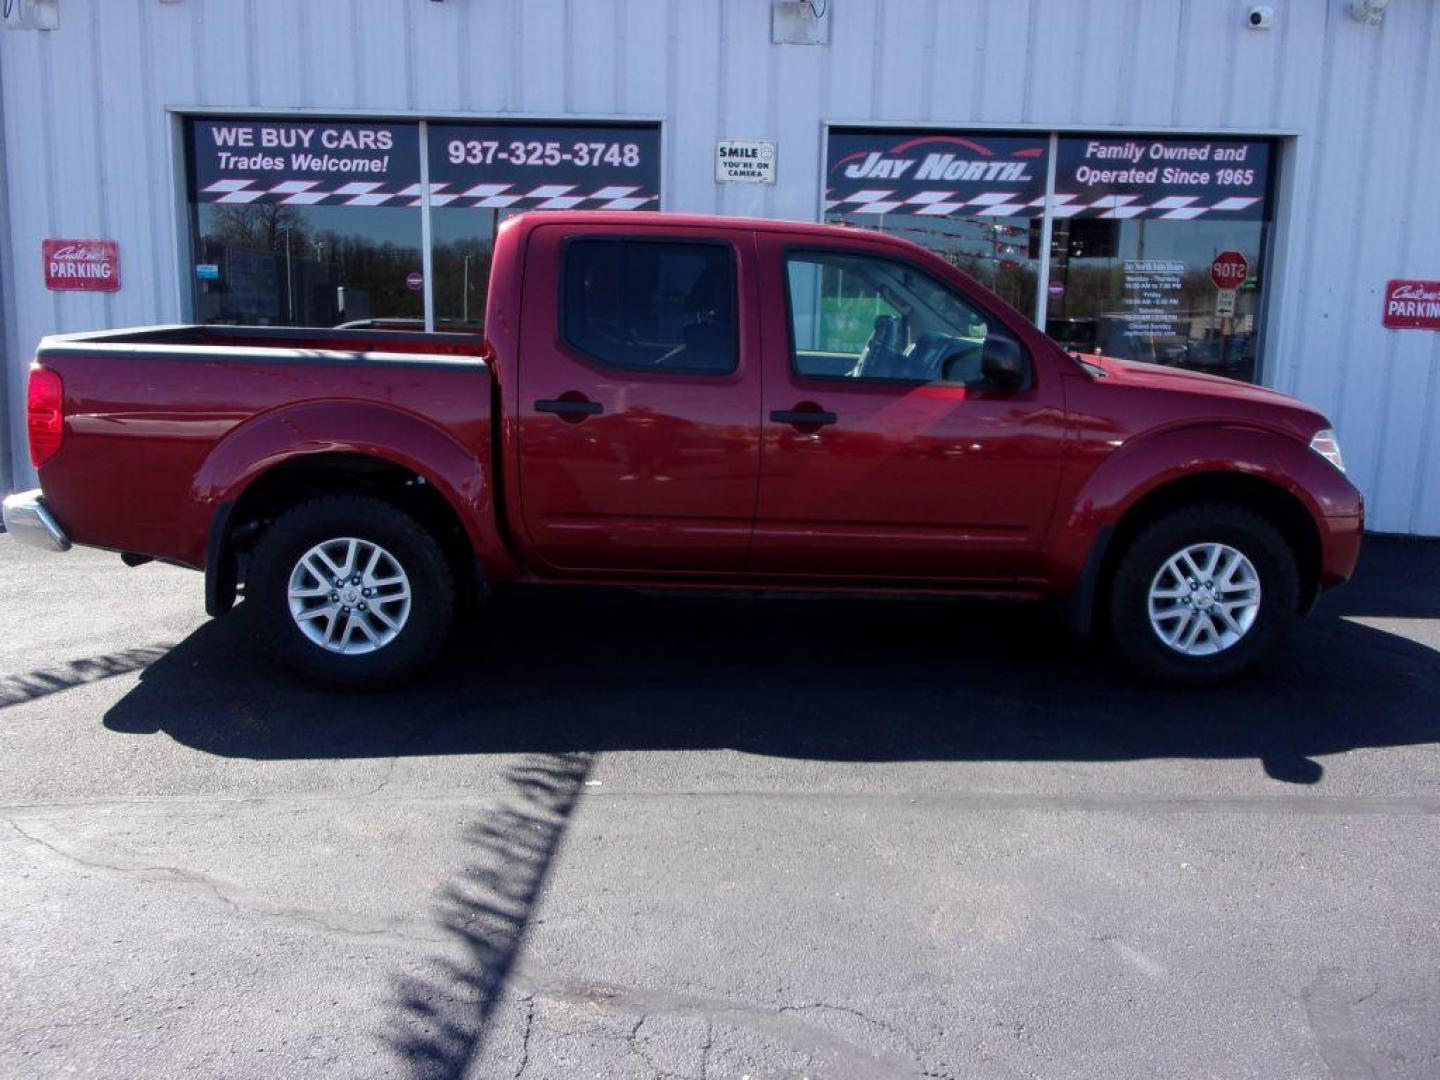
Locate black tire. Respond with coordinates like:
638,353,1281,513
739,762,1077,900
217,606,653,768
1105,503,1299,686
247,494,455,690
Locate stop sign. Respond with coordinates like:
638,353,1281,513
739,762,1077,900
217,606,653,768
1210,251,1248,290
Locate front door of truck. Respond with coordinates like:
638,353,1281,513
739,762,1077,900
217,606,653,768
750,234,1067,582
517,223,761,573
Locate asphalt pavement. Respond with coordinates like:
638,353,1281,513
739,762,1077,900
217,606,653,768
1,534,1437,1079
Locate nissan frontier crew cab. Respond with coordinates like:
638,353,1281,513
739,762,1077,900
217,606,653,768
4,212,1363,688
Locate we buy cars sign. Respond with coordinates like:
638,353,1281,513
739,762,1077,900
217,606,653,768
190,119,420,205
43,239,119,292
1209,251,1248,290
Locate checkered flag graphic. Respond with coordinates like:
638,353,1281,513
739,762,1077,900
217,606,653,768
826,189,1263,220
200,179,658,211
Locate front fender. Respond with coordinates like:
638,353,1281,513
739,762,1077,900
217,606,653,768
1049,422,1330,598
182,399,512,584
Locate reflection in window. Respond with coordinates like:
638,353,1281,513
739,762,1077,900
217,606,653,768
826,212,1039,323
186,117,425,328
786,251,1001,385
429,207,517,331
1045,217,1266,382
563,240,736,374
190,202,424,328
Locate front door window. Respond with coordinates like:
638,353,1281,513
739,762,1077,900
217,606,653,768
786,251,1012,387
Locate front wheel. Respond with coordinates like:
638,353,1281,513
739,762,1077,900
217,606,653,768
247,495,455,689
1105,504,1299,685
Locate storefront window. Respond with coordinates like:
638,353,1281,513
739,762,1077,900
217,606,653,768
1045,137,1272,381
824,129,1276,383
185,117,662,331
186,119,424,327
824,130,1048,321
427,123,661,328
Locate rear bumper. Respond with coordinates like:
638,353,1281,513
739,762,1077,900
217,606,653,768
2,489,72,553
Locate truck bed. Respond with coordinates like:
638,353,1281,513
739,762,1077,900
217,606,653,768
33,325,492,569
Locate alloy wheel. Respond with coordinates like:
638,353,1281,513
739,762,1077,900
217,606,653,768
1147,541,1262,656
286,537,412,655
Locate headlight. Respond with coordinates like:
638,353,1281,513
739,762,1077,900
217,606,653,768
1310,428,1345,473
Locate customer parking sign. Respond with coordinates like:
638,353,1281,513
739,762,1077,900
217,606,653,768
43,239,119,292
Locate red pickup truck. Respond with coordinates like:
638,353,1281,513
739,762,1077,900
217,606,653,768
5,211,1362,688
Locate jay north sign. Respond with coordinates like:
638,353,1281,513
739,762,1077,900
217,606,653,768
826,129,1272,221
826,131,1049,217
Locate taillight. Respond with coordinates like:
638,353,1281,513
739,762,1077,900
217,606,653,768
27,367,64,468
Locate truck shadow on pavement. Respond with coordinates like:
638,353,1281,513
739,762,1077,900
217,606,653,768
102,542,1439,787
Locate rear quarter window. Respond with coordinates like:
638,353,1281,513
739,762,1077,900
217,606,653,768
562,239,737,374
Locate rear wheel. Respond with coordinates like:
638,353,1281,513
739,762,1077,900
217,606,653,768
1105,503,1299,685
248,495,455,689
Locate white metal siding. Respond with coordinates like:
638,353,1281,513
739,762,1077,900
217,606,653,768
2,0,1437,532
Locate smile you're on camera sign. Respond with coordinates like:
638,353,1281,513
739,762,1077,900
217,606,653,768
715,139,776,184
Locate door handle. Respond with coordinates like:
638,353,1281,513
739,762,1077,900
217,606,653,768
535,398,604,417
771,407,837,428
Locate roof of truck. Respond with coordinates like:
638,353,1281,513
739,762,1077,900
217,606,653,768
502,209,930,253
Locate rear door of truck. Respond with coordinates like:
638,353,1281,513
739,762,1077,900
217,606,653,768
516,221,762,573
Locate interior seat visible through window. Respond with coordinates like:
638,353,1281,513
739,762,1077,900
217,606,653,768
786,249,1021,388
563,238,737,375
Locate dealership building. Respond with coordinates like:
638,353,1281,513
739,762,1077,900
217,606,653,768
1,0,1437,534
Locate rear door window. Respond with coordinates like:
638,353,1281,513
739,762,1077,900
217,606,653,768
563,239,737,374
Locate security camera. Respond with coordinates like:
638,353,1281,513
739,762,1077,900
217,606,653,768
1247,6,1275,29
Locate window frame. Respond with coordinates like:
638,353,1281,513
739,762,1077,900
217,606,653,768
558,234,741,377
780,245,1033,391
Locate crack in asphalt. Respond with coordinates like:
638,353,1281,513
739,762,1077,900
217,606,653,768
512,995,535,1080
364,711,449,799
780,1000,916,1048
2,817,444,948
1303,967,1383,1080
509,970,929,1080
622,1015,656,1078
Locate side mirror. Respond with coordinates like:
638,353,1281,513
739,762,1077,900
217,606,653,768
980,336,1027,390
